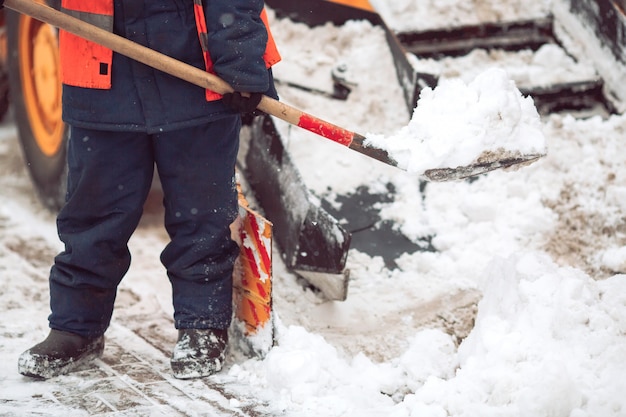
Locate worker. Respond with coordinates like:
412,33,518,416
16,0,280,379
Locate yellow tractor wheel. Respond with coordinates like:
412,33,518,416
6,6,67,211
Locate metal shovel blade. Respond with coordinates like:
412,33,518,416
351,134,544,181
423,151,544,182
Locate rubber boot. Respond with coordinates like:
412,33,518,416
18,329,105,379
170,329,228,379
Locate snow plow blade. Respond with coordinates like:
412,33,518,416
242,0,435,300
244,116,351,301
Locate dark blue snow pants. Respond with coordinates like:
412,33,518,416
48,116,241,338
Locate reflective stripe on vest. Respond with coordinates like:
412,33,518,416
59,0,114,89
192,1,281,101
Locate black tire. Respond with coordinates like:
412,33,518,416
6,9,67,211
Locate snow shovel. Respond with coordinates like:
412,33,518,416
5,0,542,182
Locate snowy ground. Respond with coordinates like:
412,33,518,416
1,1,626,416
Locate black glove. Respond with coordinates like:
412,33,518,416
1,0,4,9
222,92,262,113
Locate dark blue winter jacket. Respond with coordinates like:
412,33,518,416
61,0,278,133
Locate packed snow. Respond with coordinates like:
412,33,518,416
1,1,625,417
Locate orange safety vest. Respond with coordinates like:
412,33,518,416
59,0,281,101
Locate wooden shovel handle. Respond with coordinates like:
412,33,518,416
5,0,396,166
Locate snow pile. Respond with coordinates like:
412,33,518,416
366,68,546,173
229,252,626,417
396,253,626,417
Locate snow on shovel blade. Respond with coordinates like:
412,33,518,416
362,68,547,180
